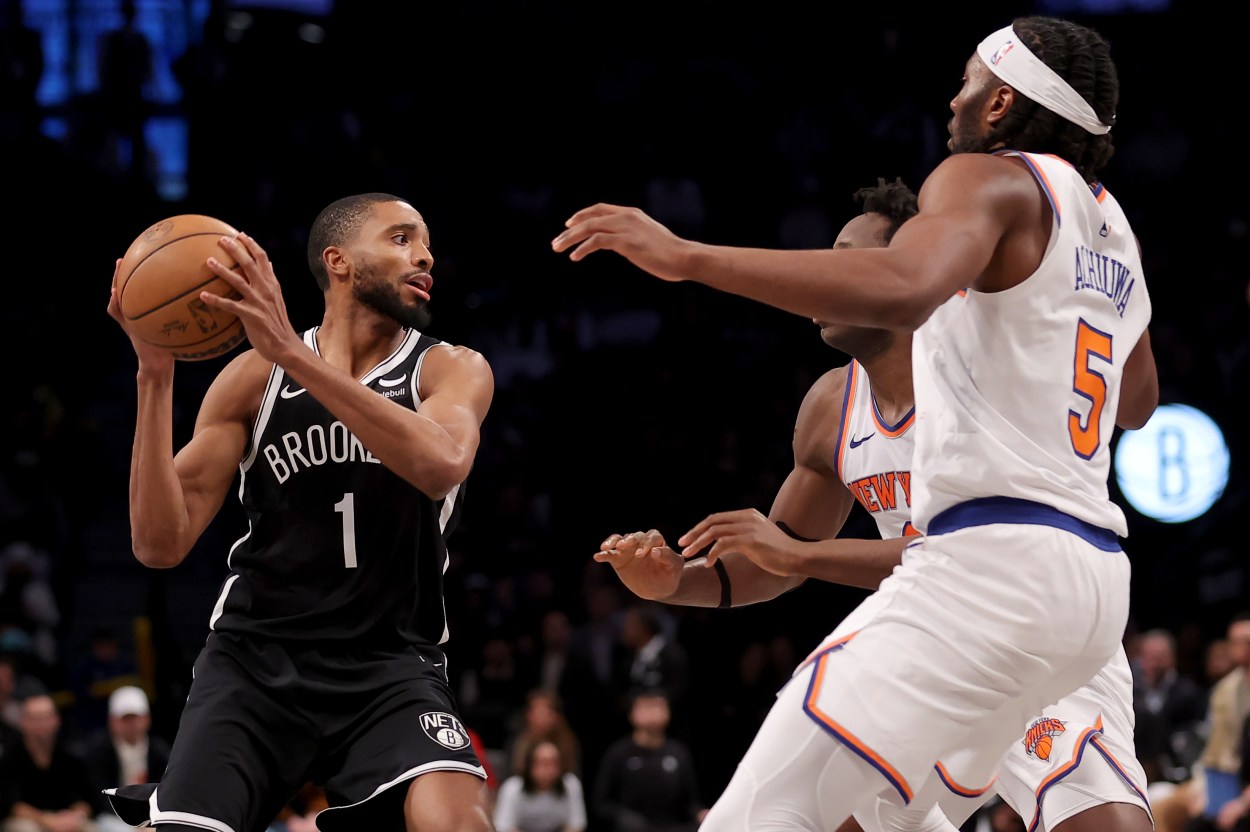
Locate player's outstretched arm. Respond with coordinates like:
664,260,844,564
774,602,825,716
553,156,1023,331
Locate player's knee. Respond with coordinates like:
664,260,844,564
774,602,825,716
404,802,492,832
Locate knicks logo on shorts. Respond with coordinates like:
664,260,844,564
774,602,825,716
420,712,470,750
1023,717,1066,762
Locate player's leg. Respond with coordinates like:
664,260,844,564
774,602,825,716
402,771,493,832
699,660,907,832
312,643,489,832
104,633,317,832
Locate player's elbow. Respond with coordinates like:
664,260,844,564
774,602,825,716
418,453,473,501
131,540,189,569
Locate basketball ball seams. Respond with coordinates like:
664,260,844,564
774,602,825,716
117,214,247,362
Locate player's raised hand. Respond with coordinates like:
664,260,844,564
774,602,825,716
108,258,175,372
594,529,683,600
678,508,803,576
551,204,695,282
202,233,302,364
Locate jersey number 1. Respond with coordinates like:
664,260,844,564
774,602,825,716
335,492,358,568
1069,319,1113,460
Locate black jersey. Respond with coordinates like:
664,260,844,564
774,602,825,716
210,327,464,647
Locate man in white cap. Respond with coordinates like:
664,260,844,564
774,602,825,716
83,687,170,832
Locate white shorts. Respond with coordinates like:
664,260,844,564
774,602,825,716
705,506,1131,831
932,647,1152,832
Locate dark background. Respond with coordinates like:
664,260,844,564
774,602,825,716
1,0,1245,823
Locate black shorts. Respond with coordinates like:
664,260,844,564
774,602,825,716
104,631,485,832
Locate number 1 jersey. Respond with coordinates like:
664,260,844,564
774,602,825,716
209,327,463,648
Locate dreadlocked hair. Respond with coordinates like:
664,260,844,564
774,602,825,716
853,177,919,243
989,16,1118,183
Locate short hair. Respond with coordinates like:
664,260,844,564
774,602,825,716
991,16,1119,183
1230,611,1250,627
306,193,407,291
1140,628,1177,653
627,685,670,706
852,177,919,244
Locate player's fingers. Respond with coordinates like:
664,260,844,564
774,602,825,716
234,231,270,265
206,257,248,291
678,510,751,547
600,533,624,551
563,203,624,228
199,290,243,314
641,529,667,550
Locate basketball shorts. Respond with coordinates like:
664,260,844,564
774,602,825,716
104,631,485,832
703,501,1132,830
930,646,1151,832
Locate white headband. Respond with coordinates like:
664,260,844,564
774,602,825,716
976,25,1112,135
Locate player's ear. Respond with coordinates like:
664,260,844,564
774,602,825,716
323,246,351,282
988,84,1014,127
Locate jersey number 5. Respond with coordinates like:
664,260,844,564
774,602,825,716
1069,319,1113,460
335,492,358,568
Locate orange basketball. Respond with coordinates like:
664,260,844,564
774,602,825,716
1034,735,1053,761
116,214,247,361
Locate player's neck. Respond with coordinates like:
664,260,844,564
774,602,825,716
315,312,408,379
858,344,914,422
632,728,666,749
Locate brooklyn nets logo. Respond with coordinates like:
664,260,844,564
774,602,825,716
420,712,470,750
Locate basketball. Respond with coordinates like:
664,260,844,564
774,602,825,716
116,214,248,361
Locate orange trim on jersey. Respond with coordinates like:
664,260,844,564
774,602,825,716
834,361,859,483
998,150,1063,226
1089,735,1152,815
1026,716,1104,832
796,630,859,673
870,403,915,438
803,647,914,803
934,761,997,798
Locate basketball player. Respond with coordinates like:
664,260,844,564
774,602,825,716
556,15,1158,831
104,193,496,832
599,179,1154,832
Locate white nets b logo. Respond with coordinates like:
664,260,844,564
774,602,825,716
420,712,470,750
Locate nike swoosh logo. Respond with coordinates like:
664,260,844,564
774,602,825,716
378,374,407,388
848,433,875,449
279,385,306,399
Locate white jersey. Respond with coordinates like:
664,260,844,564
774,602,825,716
911,151,1151,537
834,359,919,539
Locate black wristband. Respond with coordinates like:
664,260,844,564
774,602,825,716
775,520,818,543
713,558,732,609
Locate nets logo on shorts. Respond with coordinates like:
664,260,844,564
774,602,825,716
420,712,470,750
1023,716,1066,762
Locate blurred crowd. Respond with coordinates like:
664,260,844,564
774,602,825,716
2,1,1249,831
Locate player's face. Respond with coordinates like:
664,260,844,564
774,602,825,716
947,55,998,154
815,213,895,356
351,201,434,330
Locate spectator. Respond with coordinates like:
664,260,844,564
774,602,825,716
1134,629,1207,782
592,687,705,832
0,694,98,832
505,689,582,781
618,604,690,727
82,686,171,832
66,630,141,740
493,740,587,832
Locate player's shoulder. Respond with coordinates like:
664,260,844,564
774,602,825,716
202,347,274,419
793,363,851,454
922,152,1040,204
418,342,495,400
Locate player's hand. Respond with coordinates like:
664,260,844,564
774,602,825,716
594,529,683,600
551,203,695,282
678,508,802,576
108,257,175,374
1215,796,1249,831
201,233,303,365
